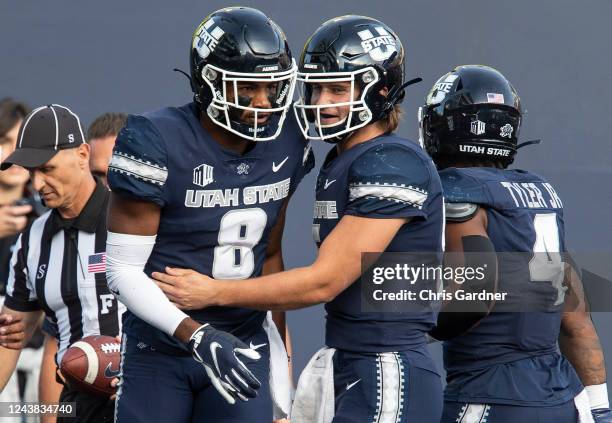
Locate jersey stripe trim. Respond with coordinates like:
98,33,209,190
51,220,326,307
108,152,168,185
349,183,428,208
373,352,404,423
457,403,491,423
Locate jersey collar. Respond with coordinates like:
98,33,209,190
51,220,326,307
49,177,108,234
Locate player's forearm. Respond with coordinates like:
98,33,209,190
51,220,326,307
0,346,21,391
559,314,607,385
215,265,337,311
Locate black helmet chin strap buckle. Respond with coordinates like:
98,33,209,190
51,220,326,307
517,139,541,149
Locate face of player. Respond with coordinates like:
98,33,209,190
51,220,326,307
309,81,361,128
0,121,30,189
88,135,116,187
225,81,279,125
28,145,91,211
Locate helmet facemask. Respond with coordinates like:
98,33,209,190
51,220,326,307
201,60,297,141
293,67,380,142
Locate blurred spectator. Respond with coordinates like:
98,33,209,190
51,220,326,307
87,112,127,186
0,98,45,417
0,98,34,278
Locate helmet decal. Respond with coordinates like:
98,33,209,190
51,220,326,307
193,19,225,60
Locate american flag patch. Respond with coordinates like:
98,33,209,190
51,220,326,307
88,253,106,273
487,93,505,104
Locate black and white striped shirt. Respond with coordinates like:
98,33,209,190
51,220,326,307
4,180,124,364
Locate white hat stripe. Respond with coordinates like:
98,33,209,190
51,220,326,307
50,107,59,150
52,104,87,145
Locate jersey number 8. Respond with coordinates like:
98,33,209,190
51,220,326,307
212,208,268,279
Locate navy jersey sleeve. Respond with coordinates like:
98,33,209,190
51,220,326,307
107,115,169,207
439,168,492,205
4,233,41,312
290,142,315,195
345,144,431,219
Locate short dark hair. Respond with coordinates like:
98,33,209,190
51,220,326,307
0,98,30,137
86,112,128,141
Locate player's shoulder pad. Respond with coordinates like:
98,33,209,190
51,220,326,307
350,140,431,188
108,114,168,187
445,202,480,222
107,115,169,206
510,168,550,184
439,167,491,205
348,140,432,210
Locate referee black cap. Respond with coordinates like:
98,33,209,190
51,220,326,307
1,104,86,170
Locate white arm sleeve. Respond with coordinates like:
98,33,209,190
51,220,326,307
106,231,188,337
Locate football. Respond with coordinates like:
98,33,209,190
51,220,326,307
60,335,121,397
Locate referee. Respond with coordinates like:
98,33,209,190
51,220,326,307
0,105,125,423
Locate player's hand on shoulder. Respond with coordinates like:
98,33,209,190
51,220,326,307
592,408,612,422
0,314,26,349
152,267,216,310
188,324,261,404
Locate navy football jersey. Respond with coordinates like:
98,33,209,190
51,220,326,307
440,167,582,406
313,134,444,366
108,103,314,352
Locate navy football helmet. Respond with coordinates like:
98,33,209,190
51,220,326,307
419,65,523,166
293,15,409,142
190,7,296,141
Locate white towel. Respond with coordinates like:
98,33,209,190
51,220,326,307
263,312,292,420
291,347,336,423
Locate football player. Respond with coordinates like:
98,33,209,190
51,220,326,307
105,7,313,423
153,15,445,422
420,65,612,422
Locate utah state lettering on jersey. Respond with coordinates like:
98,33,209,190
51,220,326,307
108,103,314,352
440,167,582,406
313,133,444,370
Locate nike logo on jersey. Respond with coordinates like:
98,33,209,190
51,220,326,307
249,342,267,351
346,379,361,391
272,157,289,172
324,179,336,190
210,342,223,374
104,362,121,378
